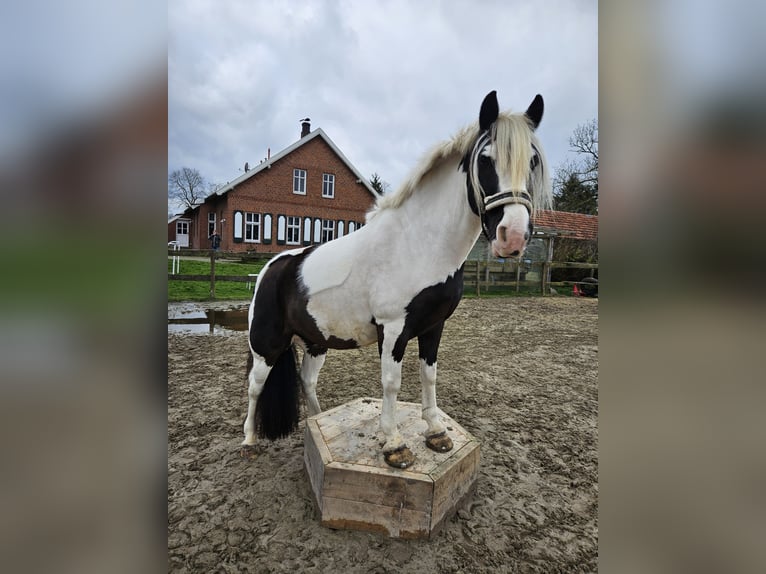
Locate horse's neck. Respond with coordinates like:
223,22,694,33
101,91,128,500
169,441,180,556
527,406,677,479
396,158,481,267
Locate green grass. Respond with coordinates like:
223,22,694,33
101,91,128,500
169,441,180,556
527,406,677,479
168,259,266,301
168,259,580,301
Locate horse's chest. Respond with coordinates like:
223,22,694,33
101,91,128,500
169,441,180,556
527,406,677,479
400,266,464,333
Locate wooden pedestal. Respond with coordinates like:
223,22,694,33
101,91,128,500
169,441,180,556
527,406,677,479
304,397,480,539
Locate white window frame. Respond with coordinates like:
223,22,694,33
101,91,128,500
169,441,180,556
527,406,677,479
286,216,301,245
321,219,335,243
322,173,335,199
208,212,216,236
245,212,261,243
293,168,307,195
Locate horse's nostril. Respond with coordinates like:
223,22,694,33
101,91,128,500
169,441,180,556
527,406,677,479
510,250,520,257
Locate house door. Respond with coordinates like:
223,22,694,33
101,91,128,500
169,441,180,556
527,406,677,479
176,220,190,247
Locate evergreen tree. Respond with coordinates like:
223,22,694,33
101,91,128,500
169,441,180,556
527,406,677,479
553,173,597,215
369,172,390,196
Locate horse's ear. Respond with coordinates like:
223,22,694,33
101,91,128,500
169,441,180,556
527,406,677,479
525,94,544,129
479,90,499,131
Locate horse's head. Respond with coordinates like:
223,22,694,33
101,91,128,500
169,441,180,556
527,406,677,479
463,91,551,258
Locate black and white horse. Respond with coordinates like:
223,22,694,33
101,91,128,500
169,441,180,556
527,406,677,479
242,91,551,468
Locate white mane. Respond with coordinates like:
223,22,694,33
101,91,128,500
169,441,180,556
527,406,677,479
367,110,552,221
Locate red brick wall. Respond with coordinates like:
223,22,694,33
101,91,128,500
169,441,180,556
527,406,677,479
189,136,376,252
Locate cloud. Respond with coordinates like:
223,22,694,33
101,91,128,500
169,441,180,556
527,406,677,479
169,0,597,195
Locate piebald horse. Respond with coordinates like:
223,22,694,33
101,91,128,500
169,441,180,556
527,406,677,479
242,91,551,468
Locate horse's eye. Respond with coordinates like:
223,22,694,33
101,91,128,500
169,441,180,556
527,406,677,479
530,154,540,169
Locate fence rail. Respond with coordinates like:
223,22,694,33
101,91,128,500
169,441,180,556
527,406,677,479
463,259,597,296
168,250,597,298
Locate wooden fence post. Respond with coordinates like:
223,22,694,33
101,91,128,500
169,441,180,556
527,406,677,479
484,246,490,292
541,237,552,296
210,250,216,299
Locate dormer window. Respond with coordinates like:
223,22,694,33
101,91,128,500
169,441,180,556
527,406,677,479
293,169,306,195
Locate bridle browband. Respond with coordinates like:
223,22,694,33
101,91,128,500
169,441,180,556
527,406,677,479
468,131,534,241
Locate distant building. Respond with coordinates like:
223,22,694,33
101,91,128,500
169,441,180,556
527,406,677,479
168,119,378,252
468,210,598,261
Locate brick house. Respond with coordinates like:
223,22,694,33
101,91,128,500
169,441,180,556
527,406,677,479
169,120,378,252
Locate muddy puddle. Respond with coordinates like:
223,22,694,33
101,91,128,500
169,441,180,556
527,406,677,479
168,302,249,334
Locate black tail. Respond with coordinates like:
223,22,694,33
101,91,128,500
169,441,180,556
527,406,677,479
255,346,300,440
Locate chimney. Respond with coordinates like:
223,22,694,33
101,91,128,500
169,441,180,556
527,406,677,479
300,117,311,138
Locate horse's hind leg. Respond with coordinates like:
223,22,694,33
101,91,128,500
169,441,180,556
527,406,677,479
418,322,453,453
242,352,271,447
300,349,326,416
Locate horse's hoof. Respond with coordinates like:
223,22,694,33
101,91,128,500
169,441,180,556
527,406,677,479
240,445,259,461
384,446,415,469
425,432,453,453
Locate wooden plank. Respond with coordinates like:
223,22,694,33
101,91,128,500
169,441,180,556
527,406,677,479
321,496,431,539
315,399,380,444
167,274,252,282
429,442,481,531
306,419,333,466
549,261,599,269
322,463,433,512
304,420,331,511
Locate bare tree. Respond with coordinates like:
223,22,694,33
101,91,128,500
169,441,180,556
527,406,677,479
552,119,598,214
168,167,207,210
553,119,598,189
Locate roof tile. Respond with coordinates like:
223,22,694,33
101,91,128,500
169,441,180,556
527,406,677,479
532,210,598,240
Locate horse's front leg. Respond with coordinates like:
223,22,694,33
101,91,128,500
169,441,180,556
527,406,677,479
418,323,453,453
378,319,415,469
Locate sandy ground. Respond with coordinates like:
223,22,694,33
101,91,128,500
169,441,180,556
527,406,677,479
168,297,598,573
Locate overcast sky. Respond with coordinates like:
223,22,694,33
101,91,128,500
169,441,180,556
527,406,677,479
168,0,597,213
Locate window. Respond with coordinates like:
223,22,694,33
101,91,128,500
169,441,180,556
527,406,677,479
321,219,335,243
208,212,216,237
293,169,306,195
176,221,188,235
245,213,261,242
286,216,301,245
263,214,273,244
322,173,335,198
233,211,243,242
